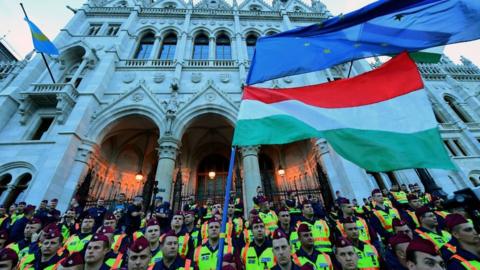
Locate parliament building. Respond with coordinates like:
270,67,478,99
0,0,479,212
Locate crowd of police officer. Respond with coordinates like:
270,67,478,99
0,182,478,270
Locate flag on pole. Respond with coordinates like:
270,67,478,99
409,46,444,64
25,17,59,56
247,0,480,85
234,53,456,172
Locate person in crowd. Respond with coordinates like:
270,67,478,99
0,230,8,249
23,225,65,269
335,198,377,246
393,218,415,240
126,196,144,236
110,193,128,213
390,184,409,209
169,211,192,258
34,199,49,224
369,189,401,241
64,214,95,253
46,198,61,224
405,238,445,270
444,213,480,269
298,200,332,253
401,194,423,229
295,223,333,269
277,206,297,248
271,229,304,270
257,196,279,234
387,233,412,270
9,204,35,243
10,201,26,226
155,199,171,233
414,206,451,249
193,218,234,270
0,205,10,230
413,184,433,206
6,217,42,257
59,208,79,240
69,196,84,220
127,236,152,270
183,195,198,213
153,230,193,270
143,218,162,265
333,237,359,270
0,248,18,270
88,198,108,230
342,217,381,269
84,234,111,270
183,210,200,248
240,216,275,269
59,252,84,270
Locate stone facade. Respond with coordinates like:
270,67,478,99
0,0,479,212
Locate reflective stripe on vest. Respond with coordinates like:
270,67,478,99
407,210,420,228
194,241,233,270
372,208,399,233
355,243,380,270
391,191,408,204
297,220,331,252
296,251,332,270
111,253,124,269
450,254,480,270
241,243,275,270
179,233,190,258
112,234,127,253
415,229,451,249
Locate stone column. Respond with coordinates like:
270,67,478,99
150,35,162,59
209,36,216,60
0,184,15,205
155,137,180,203
241,146,261,212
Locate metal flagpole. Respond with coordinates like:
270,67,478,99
20,3,56,83
347,60,354,78
216,146,236,270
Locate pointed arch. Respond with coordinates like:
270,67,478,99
443,95,474,123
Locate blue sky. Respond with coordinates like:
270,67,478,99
1,0,479,65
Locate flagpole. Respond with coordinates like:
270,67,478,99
20,3,56,84
347,60,354,78
216,146,236,270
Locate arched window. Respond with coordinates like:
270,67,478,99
265,31,278,36
0,174,12,197
246,34,258,60
134,32,155,60
433,107,446,123
216,33,231,60
4,173,32,207
444,96,473,123
193,33,209,60
294,6,304,12
159,33,177,60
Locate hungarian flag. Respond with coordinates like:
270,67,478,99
233,53,456,172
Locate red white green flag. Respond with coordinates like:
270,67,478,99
233,53,456,172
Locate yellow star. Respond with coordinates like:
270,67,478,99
323,48,331,54
304,42,311,47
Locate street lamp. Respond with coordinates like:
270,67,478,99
208,171,216,180
135,171,144,182
277,166,285,176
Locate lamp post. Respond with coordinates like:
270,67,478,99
278,166,286,196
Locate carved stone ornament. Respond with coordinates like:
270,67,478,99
154,73,165,83
123,73,136,84
219,73,230,83
132,92,145,102
205,91,217,102
191,73,202,83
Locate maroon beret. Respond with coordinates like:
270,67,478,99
406,238,439,256
257,196,268,204
249,209,259,215
371,189,382,196
276,207,289,214
28,218,42,225
222,266,236,270
392,218,407,228
389,233,411,247
173,211,183,217
335,237,353,248
24,205,35,214
341,217,356,225
300,264,314,270
43,223,60,234
208,217,221,225
297,223,310,234
251,216,263,226
61,252,84,267
83,214,95,220
444,213,469,231
90,234,110,245
302,200,313,206
129,236,149,253
160,230,177,243
104,214,116,220
407,194,418,201
0,248,18,265
272,228,288,240
223,253,234,263
44,228,61,240
415,206,432,219
146,218,159,228
183,210,195,216
338,198,351,205
98,226,114,234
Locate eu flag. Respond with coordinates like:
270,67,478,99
25,18,59,56
247,0,480,85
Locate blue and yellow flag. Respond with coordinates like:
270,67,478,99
247,0,480,85
25,18,59,56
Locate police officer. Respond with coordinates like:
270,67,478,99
444,214,480,270
59,208,78,240
390,184,408,209
335,198,376,245
6,217,42,257
23,226,65,269
387,233,412,270
414,206,451,249
369,189,400,241
295,223,333,269
342,217,381,269
297,200,332,253
46,198,61,225
193,218,234,270
257,196,279,234
183,211,200,248
127,236,152,270
153,230,192,270
104,214,128,255
333,237,359,270
400,194,423,229
393,219,414,240
58,252,84,270
87,199,107,231
240,216,275,269
64,214,95,253
405,238,445,270
277,207,297,248
9,204,35,243
271,229,304,270
169,211,192,258
0,248,18,270
84,234,111,270
144,218,162,265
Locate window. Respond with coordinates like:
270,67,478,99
134,32,155,59
193,34,209,60
249,5,261,11
159,33,177,60
215,34,231,60
246,34,258,60
433,108,446,123
452,139,468,156
106,24,121,36
87,24,102,36
31,117,54,140
294,6,304,12
444,139,469,156
443,140,456,156
265,31,278,36
163,2,176,8
444,96,473,123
